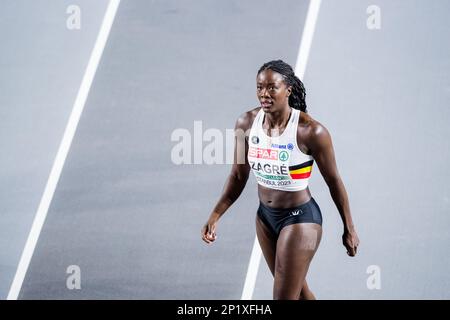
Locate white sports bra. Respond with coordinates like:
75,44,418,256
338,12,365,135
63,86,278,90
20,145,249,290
247,108,315,192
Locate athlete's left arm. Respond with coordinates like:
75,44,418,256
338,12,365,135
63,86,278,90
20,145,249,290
307,122,360,257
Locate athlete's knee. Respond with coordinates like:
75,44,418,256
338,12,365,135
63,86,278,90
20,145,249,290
299,284,316,300
273,286,301,300
274,293,300,300
274,259,290,279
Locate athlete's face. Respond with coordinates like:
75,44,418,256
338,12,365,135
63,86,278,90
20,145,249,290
256,69,291,112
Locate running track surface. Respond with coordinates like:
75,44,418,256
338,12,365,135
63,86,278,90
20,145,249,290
1,0,449,299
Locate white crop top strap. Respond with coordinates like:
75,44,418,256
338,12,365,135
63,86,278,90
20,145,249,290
247,108,315,192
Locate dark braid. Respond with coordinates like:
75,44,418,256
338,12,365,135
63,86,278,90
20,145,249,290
257,59,307,113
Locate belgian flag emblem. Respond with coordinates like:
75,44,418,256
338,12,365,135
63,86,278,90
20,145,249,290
289,160,314,179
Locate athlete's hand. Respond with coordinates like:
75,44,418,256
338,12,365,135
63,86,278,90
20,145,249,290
201,219,218,244
342,228,359,257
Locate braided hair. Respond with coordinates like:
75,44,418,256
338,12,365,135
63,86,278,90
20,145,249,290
257,59,307,113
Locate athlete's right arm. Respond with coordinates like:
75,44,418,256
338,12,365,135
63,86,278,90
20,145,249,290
201,111,253,244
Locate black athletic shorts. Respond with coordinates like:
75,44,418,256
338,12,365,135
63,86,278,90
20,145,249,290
257,197,323,237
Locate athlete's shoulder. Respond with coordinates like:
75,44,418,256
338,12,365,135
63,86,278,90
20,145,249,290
299,112,332,150
299,111,328,135
235,106,261,131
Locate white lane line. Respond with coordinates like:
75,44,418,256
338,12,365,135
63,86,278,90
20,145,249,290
241,235,262,300
295,0,321,79
240,0,322,300
7,0,121,300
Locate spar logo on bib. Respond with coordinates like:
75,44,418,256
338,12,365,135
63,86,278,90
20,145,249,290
279,151,289,161
248,147,278,160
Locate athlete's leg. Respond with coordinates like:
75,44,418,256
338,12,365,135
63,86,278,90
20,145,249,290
255,215,276,275
299,280,316,300
273,223,322,300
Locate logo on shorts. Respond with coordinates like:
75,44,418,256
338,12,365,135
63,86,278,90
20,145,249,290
291,209,301,216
